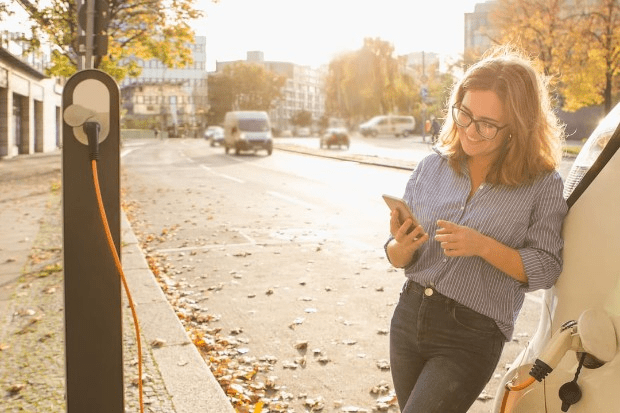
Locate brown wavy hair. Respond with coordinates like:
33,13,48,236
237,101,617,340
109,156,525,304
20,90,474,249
436,46,565,186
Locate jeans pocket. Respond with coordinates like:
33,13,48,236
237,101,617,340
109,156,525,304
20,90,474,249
451,304,499,335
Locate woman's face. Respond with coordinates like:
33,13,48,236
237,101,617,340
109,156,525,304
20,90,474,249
456,89,510,163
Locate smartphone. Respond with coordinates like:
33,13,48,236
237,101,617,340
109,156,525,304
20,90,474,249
382,194,421,232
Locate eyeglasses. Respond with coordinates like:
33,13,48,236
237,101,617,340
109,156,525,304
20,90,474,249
451,105,509,140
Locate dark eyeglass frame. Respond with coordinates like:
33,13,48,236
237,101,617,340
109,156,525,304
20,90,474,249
451,105,509,140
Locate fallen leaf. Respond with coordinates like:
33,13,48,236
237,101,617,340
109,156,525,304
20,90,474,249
376,359,390,370
294,341,308,350
151,338,166,348
8,383,26,394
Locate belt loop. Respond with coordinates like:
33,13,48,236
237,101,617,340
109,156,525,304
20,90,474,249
403,279,411,294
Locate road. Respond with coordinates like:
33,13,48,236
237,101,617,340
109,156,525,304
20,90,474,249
120,135,576,413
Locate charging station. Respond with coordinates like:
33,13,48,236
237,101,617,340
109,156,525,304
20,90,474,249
62,69,123,412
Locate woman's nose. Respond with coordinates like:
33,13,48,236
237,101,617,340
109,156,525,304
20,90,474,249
465,122,480,139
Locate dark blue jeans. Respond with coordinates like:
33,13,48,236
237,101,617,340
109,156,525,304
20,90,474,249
390,280,505,413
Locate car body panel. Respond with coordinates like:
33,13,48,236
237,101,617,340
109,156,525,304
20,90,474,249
492,103,620,413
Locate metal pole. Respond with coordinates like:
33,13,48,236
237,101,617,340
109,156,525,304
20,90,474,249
76,0,83,70
85,0,95,69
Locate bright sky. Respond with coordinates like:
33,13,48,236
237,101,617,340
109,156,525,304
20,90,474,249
195,0,486,72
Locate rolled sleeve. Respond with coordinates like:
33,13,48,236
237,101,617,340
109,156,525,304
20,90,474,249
518,173,567,292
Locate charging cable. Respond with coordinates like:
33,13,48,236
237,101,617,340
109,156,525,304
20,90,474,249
86,121,144,412
499,375,536,413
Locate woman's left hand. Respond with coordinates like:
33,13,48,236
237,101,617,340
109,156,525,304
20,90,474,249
435,220,488,257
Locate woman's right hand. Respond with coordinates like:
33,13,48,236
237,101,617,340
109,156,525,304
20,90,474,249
387,209,429,268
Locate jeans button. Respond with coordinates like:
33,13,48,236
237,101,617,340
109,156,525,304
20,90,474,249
424,287,433,296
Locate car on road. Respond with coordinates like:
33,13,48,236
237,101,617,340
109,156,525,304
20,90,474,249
359,115,416,137
320,127,350,149
223,111,273,155
204,126,224,146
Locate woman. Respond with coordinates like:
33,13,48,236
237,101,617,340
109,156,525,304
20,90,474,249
385,47,568,413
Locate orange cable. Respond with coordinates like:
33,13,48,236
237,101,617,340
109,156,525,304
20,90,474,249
91,159,144,413
500,376,536,413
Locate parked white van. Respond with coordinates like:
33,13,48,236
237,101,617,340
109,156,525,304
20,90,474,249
223,111,273,155
359,115,416,137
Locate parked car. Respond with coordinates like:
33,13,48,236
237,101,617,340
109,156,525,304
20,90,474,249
297,127,312,137
320,127,350,149
204,126,224,146
359,115,416,137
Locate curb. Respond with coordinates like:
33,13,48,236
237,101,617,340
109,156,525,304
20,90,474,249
274,143,417,170
121,211,235,413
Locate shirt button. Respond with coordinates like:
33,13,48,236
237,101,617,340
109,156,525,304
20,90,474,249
443,258,448,263
460,206,465,210
424,287,434,296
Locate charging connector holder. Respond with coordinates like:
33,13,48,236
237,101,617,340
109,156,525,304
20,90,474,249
63,78,111,146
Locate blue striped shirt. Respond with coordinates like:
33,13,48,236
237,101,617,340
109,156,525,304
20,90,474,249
386,151,568,340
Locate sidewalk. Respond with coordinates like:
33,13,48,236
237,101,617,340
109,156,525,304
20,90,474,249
0,151,233,412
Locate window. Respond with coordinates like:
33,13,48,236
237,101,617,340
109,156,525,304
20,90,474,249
239,118,270,132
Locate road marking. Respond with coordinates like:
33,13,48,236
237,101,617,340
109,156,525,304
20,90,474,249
200,165,245,183
121,148,137,158
267,191,316,209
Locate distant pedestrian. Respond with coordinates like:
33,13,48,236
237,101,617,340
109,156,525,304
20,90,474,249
385,46,567,413
153,128,159,139
430,117,440,143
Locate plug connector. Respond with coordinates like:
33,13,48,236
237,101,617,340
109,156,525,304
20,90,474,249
84,121,101,161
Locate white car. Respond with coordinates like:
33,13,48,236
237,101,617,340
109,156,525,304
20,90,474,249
297,127,311,137
491,103,620,413
204,126,224,146
359,115,416,137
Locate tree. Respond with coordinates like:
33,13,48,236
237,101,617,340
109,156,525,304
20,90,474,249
291,110,312,127
20,0,203,81
325,38,410,122
207,62,286,124
324,37,454,127
491,0,620,113
490,0,574,77
579,0,620,113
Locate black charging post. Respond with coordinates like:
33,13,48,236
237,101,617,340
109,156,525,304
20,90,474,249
62,69,123,412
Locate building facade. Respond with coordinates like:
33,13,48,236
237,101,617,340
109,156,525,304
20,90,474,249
215,51,326,132
464,1,497,55
0,3,63,159
120,81,195,137
119,36,208,134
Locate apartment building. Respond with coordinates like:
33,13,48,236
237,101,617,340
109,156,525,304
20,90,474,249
119,36,209,134
0,2,63,158
215,51,326,131
464,1,497,56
